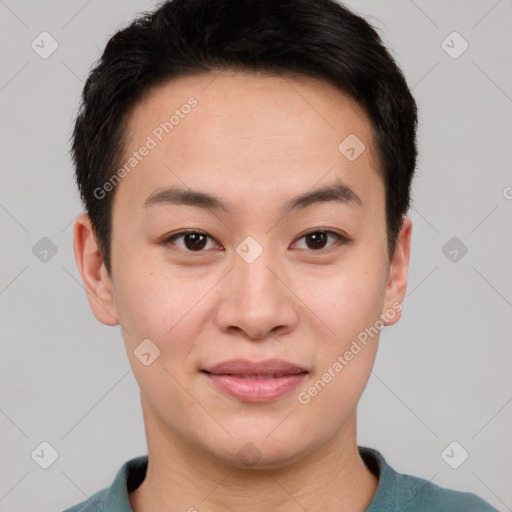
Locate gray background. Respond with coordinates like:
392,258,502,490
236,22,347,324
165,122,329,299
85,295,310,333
1,0,511,510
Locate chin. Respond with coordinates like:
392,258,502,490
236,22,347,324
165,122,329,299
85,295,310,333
200,430,319,471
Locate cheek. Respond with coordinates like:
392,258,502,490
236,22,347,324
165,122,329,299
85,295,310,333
299,262,386,349
112,252,206,347
296,271,383,418
113,265,205,401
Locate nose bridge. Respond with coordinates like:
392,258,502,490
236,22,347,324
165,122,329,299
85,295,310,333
214,239,298,339
234,241,284,309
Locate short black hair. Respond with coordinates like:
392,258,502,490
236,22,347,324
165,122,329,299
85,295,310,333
71,0,418,276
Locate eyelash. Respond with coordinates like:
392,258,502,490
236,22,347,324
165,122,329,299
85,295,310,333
162,229,349,253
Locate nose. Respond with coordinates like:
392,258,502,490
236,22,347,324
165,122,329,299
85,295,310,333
214,247,299,341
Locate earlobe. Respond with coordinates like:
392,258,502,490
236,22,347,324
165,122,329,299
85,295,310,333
73,213,119,326
381,216,412,327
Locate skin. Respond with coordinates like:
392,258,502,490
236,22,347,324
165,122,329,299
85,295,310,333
74,70,412,511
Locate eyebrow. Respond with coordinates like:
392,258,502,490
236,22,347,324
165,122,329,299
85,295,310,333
142,179,363,214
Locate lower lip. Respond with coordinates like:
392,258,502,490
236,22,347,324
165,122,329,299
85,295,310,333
203,372,308,402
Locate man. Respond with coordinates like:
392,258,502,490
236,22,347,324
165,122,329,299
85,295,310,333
64,0,497,510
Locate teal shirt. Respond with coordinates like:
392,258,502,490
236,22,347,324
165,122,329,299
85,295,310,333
63,446,497,511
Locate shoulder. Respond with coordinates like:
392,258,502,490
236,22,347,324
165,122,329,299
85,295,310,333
62,488,107,512
62,455,148,512
395,472,498,512
359,446,498,512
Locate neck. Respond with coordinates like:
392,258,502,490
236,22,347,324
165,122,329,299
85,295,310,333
130,402,378,512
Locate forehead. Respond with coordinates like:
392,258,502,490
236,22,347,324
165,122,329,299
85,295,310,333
116,70,382,213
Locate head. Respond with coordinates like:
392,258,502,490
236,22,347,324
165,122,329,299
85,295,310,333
72,0,416,468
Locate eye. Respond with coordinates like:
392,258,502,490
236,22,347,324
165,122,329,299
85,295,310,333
163,230,221,252
292,230,348,251
162,229,349,253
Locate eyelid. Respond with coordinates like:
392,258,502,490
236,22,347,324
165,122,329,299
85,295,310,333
163,229,222,252
162,228,349,253
291,229,349,251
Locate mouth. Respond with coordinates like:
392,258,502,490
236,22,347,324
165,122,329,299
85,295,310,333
201,358,309,402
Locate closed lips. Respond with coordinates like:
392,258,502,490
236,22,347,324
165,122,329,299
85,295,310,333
204,372,307,379
202,359,309,402
202,358,309,377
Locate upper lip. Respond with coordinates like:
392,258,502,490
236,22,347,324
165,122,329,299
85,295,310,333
202,358,309,376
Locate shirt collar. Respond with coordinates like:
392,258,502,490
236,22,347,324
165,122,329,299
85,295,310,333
102,445,394,511
359,445,396,511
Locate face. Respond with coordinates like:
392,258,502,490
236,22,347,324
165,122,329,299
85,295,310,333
75,70,411,469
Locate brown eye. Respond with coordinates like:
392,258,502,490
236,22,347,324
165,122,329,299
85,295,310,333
293,230,347,251
164,230,218,252
305,232,328,249
182,232,208,250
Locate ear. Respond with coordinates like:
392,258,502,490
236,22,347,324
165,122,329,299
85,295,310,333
73,213,119,326
381,216,412,326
